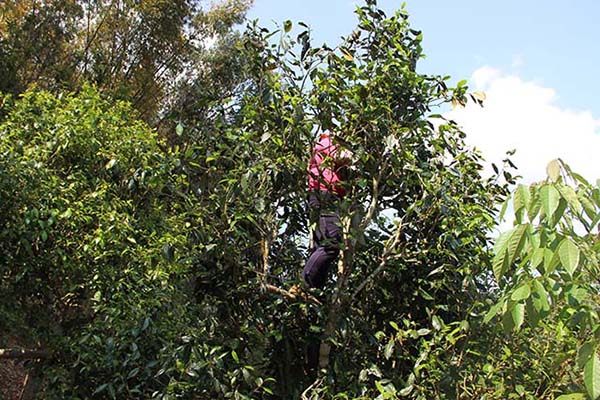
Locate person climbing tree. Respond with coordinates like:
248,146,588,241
302,131,353,289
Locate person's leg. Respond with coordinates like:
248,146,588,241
302,213,341,288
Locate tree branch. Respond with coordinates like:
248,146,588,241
350,219,404,304
263,284,322,306
360,159,388,231
0,348,49,360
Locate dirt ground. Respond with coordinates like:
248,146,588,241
0,358,27,400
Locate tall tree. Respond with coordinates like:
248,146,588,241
0,0,253,122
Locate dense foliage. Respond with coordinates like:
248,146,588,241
0,0,252,122
0,1,598,399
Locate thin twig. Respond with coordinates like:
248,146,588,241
350,220,404,304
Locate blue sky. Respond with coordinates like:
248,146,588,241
246,1,600,182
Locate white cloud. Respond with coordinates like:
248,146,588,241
447,66,600,185
511,54,524,69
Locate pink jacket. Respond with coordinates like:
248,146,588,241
308,133,347,197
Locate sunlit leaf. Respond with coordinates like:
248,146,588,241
547,159,561,182
558,238,580,276
540,185,560,223
584,353,600,400
511,283,531,302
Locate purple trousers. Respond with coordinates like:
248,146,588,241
302,191,342,288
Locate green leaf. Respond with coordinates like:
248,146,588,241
511,303,525,330
231,350,239,363
556,394,586,400
527,188,541,221
494,224,529,280
511,283,531,302
498,196,510,222
483,301,503,324
580,194,597,220
176,123,184,136
105,158,117,169
531,280,550,315
547,159,561,182
93,384,108,395
530,247,545,270
502,305,515,333
493,229,513,281
540,185,560,222
577,342,596,369
284,20,292,32
525,297,540,327
398,385,414,396
384,339,394,360
556,184,582,215
514,184,531,223
431,315,443,330
584,353,600,400
558,238,580,276
162,243,174,262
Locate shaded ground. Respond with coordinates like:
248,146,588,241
0,356,27,400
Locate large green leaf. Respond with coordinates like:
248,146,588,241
511,303,525,331
577,342,596,369
492,224,529,281
580,193,598,220
511,283,531,302
547,159,561,182
507,224,529,264
540,185,560,223
493,229,512,281
556,394,586,400
558,238,580,276
527,186,541,221
525,296,540,327
514,184,531,223
531,279,551,315
557,184,582,215
584,353,600,400
530,247,545,270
